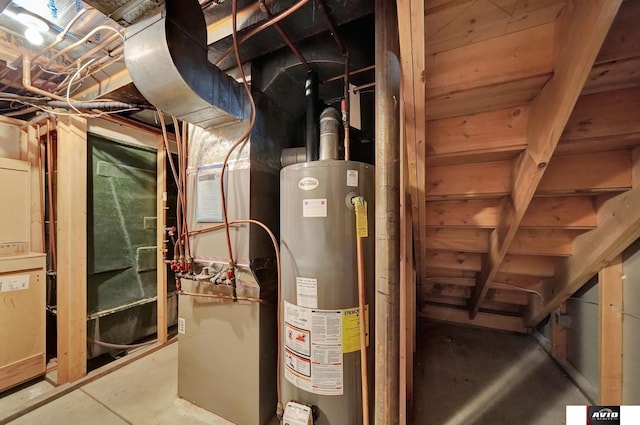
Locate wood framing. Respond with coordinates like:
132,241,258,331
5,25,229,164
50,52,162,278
419,305,526,334
470,0,623,318
156,135,168,344
598,256,623,405
397,0,426,310
527,183,640,325
56,116,88,384
551,303,567,361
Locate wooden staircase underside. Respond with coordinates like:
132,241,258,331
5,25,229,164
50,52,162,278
397,0,640,332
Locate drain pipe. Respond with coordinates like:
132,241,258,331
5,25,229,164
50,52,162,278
305,71,320,162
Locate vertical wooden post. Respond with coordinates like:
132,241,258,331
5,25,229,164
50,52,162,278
551,303,567,361
598,256,623,404
26,125,44,253
56,116,87,384
156,135,168,344
399,120,415,425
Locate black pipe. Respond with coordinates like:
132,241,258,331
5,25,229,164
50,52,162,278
305,70,319,162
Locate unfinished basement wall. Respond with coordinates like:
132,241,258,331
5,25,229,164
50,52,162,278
0,119,21,159
622,238,640,404
566,278,600,396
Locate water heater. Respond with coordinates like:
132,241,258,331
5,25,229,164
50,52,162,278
280,159,375,424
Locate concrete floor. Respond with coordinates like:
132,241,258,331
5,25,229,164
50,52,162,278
2,344,237,425
3,322,588,425
413,321,588,425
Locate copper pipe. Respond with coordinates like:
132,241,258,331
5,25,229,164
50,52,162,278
352,82,376,93
325,65,375,83
356,230,370,425
314,0,350,159
179,290,270,305
41,32,122,88
23,57,66,101
215,0,310,66
258,0,311,71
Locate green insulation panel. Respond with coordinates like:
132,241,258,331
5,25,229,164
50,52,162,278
88,135,158,315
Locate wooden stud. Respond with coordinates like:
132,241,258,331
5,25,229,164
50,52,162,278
25,125,43,253
156,135,168,344
397,0,426,309
470,0,623,318
598,256,623,404
56,116,87,384
551,303,567,361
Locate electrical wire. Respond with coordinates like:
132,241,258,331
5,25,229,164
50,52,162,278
492,281,544,300
567,297,640,320
66,58,97,114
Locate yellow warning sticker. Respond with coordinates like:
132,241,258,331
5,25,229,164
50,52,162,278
342,305,369,353
355,200,368,238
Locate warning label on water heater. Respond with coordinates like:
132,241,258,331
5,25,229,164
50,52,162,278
284,301,344,395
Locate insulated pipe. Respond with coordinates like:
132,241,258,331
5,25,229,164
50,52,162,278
319,107,340,160
374,0,401,423
305,70,319,162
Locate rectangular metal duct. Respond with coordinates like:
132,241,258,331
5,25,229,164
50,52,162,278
124,0,247,129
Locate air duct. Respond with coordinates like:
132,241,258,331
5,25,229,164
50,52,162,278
124,0,247,129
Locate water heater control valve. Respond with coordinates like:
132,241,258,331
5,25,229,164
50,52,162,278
282,401,314,425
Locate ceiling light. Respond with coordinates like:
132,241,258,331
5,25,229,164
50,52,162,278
15,13,49,46
24,27,44,45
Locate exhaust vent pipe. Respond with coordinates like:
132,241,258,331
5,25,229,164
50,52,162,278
124,0,247,129
319,107,341,160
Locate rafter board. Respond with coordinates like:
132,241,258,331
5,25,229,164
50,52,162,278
425,105,528,157
424,295,524,315
428,23,554,97
499,254,556,277
424,227,489,252
426,0,565,55
424,283,529,305
424,227,575,256
471,0,624,319
526,184,640,326
424,250,482,271
521,196,597,228
426,159,512,199
426,74,549,121
537,150,631,194
583,57,640,96
595,0,640,64
562,87,640,141
419,304,527,333
425,267,476,279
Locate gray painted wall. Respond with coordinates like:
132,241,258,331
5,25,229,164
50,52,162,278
566,277,600,392
622,239,640,404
